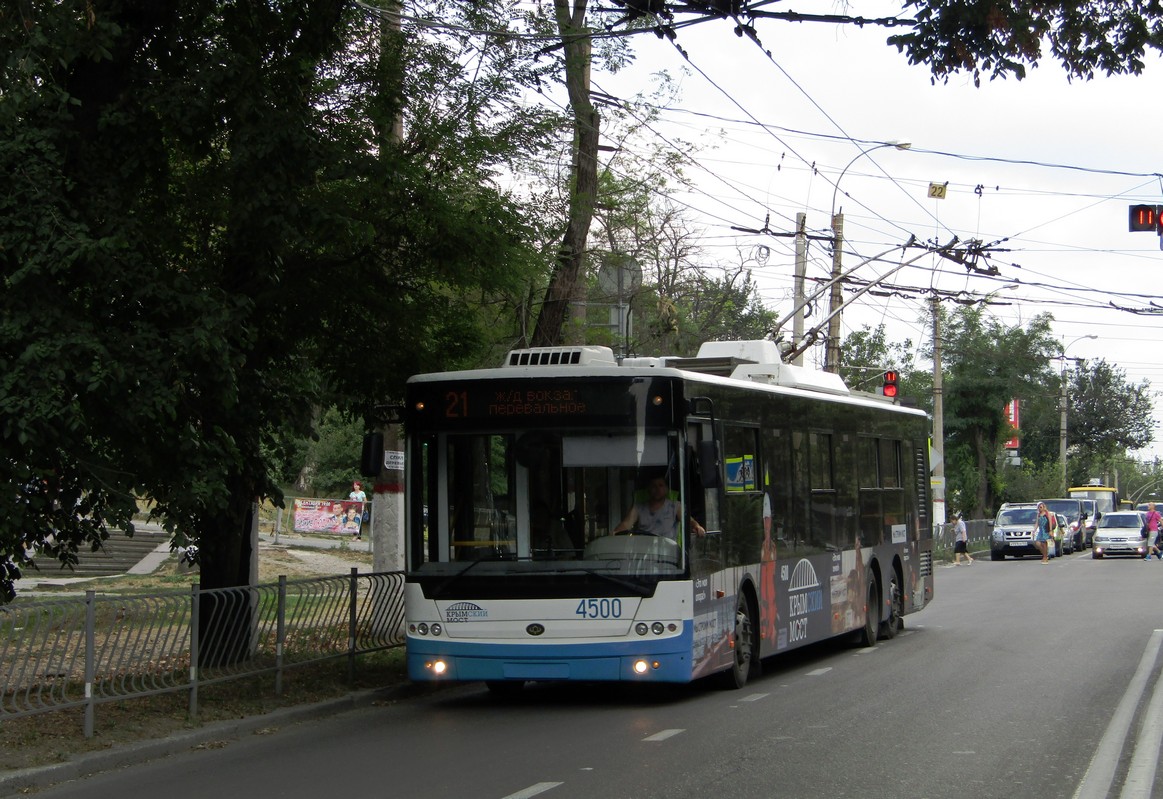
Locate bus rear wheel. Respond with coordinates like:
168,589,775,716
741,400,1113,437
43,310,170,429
879,571,903,640
857,571,878,648
724,593,756,689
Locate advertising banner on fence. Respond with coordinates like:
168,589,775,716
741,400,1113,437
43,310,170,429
292,498,365,534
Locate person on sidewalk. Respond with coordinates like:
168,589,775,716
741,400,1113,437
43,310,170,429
952,512,973,565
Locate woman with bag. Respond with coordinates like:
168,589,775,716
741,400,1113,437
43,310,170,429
1034,503,1052,564
1144,502,1162,559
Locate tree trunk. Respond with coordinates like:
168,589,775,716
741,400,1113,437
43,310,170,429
196,475,259,667
531,0,598,347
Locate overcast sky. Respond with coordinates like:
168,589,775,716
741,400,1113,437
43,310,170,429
587,3,1163,460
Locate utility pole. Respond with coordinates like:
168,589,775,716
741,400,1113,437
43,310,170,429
793,212,806,366
824,212,843,372
931,296,946,524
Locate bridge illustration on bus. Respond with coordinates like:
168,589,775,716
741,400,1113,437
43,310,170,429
366,339,934,691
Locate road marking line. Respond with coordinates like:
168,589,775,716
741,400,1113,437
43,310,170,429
501,782,563,799
643,729,684,742
1121,640,1163,798
1073,629,1163,799
806,667,832,676
741,693,769,702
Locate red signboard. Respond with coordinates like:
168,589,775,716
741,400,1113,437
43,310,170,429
1004,399,1020,449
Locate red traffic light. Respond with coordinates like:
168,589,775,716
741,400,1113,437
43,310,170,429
883,370,899,398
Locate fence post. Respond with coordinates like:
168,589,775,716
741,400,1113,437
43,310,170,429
275,575,287,696
83,590,96,738
348,568,358,687
189,583,200,720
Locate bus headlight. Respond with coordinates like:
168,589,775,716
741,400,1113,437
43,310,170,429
635,623,649,636
633,659,649,674
651,622,665,635
430,623,442,636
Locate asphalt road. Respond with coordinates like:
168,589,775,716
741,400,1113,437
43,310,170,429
11,551,1163,799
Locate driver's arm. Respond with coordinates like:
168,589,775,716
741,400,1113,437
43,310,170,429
613,506,638,533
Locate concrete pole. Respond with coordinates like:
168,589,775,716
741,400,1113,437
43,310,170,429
824,212,843,373
1059,369,1069,496
793,213,807,366
931,296,946,525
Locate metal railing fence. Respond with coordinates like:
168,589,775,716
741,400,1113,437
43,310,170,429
0,569,405,737
932,519,991,558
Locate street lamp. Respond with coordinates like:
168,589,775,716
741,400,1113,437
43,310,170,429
1060,334,1098,494
824,140,912,373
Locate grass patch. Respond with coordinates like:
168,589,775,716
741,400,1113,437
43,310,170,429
0,648,407,772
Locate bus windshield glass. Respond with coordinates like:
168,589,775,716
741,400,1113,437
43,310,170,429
410,429,698,578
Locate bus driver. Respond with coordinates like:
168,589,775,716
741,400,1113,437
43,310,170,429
613,475,706,540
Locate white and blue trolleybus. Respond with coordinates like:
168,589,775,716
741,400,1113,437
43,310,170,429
399,340,934,690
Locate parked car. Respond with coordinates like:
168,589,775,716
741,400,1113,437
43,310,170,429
1040,498,1087,552
1079,499,1098,548
990,503,1058,560
1092,511,1148,559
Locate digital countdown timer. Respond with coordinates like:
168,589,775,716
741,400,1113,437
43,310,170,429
1129,204,1163,232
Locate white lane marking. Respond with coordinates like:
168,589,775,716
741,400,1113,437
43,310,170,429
1073,629,1163,799
1121,641,1163,799
852,647,880,655
643,729,685,742
741,693,769,702
501,782,563,799
806,667,832,677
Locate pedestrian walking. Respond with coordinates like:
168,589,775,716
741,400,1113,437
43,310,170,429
1145,502,1162,559
952,512,973,565
1034,502,1052,564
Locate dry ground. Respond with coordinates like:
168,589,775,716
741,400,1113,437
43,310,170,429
1,541,406,774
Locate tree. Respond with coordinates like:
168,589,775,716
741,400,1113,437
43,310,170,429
939,307,1058,518
840,324,919,397
0,0,558,606
1067,359,1154,465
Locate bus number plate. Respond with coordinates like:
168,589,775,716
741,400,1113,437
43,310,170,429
576,598,622,619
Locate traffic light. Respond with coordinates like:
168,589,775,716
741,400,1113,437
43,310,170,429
883,370,899,398
1129,204,1163,232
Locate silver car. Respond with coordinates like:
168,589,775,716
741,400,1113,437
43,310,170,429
1092,511,1148,559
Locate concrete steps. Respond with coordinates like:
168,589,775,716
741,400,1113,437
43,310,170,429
27,527,171,579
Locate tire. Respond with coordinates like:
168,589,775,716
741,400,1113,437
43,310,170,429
991,551,1004,561
724,592,756,689
1092,551,1103,559
856,570,878,648
879,569,904,640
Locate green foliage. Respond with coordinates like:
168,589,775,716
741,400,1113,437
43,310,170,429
839,324,918,395
0,0,558,600
889,1,1163,85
